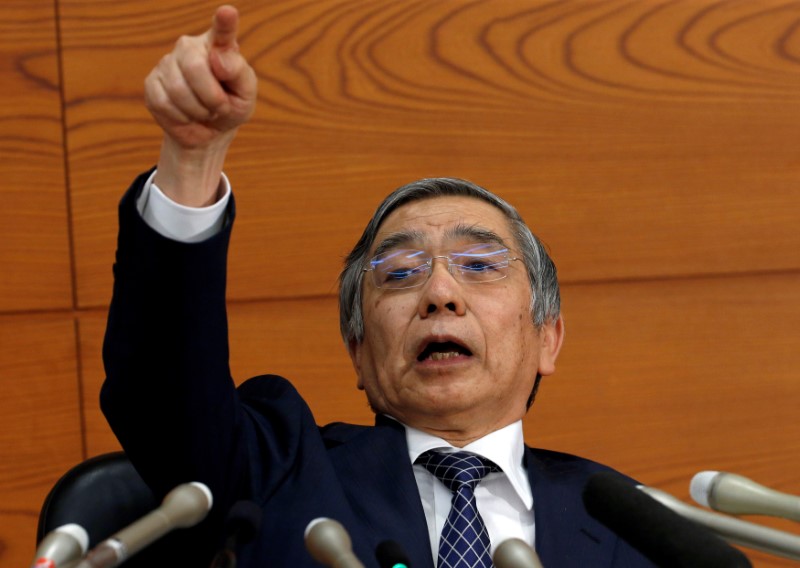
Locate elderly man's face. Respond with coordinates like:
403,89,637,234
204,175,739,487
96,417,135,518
349,195,564,444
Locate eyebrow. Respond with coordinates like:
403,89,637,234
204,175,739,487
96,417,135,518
371,223,509,257
447,224,508,248
372,230,426,258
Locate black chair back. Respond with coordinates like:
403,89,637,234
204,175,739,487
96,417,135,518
37,451,200,566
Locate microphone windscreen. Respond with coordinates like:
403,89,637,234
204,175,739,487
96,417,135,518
375,539,411,568
160,481,213,528
305,517,365,568
583,472,752,568
690,471,718,508
493,537,543,568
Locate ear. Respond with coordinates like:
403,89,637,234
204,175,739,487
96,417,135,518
348,338,366,390
537,315,565,377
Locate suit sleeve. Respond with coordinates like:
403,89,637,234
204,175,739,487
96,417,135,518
100,169,250,502
102,169,340,500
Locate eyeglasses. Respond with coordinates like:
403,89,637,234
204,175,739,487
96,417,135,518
364,244,520,290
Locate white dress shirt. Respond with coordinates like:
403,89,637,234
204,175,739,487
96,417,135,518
136,170,537,559
136,170,231,242
405,421,535,560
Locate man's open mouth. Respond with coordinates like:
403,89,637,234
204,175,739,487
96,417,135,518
417,341,472,362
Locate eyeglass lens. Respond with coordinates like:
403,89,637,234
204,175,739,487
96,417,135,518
369,244,511,289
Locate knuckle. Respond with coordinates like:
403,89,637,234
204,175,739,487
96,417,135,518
143,86,167,113
181,54,208,77
174,34,194,50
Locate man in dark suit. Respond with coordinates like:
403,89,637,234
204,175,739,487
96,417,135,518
101,5,654,567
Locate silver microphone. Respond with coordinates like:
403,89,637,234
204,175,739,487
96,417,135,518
691,471,800,522
493,538,544,568
32,523,89,568
75,481,212,568
304,517,365,568
639,484,800,561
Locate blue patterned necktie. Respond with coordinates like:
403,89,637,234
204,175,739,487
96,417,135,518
418,450,500,568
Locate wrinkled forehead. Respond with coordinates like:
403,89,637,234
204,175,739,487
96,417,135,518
369,195,517,255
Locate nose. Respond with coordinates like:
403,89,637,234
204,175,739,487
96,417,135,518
417,258,467,318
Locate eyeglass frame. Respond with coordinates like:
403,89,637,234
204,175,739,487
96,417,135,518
362,246,522,290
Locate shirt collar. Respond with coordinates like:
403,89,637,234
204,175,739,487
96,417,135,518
403,420,533,510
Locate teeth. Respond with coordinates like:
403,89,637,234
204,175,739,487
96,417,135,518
430,352,461,361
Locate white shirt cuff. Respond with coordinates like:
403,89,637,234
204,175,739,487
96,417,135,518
136,169,231,243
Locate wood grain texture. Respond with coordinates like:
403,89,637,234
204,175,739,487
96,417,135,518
53,2,800,567
0,1,71,312
0,314,83,567
527,271,800,567
61,0,800,308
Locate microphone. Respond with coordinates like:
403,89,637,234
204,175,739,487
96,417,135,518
493,538,544,568
691,471,800,522
375,540,411,568
583,471,752,567
209,500,262,568
304,517,365,568
75,481,212,568
32,523,89,568
640,484,800,562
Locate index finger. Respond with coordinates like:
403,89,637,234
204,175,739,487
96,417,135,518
209,5,239,49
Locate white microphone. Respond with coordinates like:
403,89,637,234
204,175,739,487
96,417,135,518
691,471,800,522
639,484,800,561
493,538,544,568
74,481,212,568
304,517,365,568
32,523,89,568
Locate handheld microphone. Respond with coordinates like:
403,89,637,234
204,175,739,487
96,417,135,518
75,481,212,568
583,472,752,567
304,517,365,568
691,471,800,522
493,538,544,568
640,484,800,562
375,540,411,568
32,523,89,568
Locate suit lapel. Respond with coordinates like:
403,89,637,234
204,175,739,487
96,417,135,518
525,447,616,568
328,416,435,568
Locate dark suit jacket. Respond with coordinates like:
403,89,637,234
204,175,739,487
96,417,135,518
100,171,654,567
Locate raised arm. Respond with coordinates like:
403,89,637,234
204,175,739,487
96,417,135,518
102,9,347,566
145,4,257,206
102,5,258,503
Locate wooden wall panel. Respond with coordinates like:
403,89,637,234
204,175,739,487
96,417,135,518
527,272,800,484
19,1,799,567
527,272,800,567
0,2,71,312
62,0,800,308
0,314,83,567
81,274,800,473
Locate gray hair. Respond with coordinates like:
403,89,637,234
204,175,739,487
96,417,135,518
339,178,560,346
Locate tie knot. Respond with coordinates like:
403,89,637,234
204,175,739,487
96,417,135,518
418,450,499,492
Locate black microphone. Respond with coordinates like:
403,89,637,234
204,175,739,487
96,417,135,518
209,500,262,568
375,540,411,568
641,484,800,561
583,471,752,567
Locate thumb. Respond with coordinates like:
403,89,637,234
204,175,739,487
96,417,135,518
208,5,239,50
